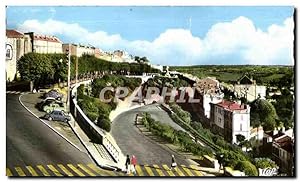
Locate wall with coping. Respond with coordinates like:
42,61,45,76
70,81,126,167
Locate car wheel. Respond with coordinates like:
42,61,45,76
48,117,53,121
46,109,51,113
64,118,68,122
57,97,62,101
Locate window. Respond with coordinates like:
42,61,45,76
241,115,243,121
240,123,243,131
219,118,221,123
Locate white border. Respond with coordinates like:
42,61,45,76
1,1,299,182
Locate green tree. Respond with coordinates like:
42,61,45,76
254,158,278,169
17,53,57,90
235,161,258,176
250,99,278,131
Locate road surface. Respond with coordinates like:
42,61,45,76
6,93,93,169
111,104,189,165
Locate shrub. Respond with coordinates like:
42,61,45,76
254,158,278,169
235,161,258,176
97,118,111,132
87,112,98,122
77,84,85,99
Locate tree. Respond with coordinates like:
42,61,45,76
17,53,57,90
236,134,246,144
250,99,278,131
254,158,278,169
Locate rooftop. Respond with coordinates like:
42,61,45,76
34,35,62,43
216,100,247,111
6,29,24,38
274,135,294,153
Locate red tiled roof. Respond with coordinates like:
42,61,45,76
33,35,61,43
6,29,24,38
216,100,246,111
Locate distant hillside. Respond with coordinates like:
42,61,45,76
170,65,294,86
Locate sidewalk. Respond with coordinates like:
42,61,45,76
68,117,121,170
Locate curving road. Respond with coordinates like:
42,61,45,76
6,93,93,168
111,103,189,165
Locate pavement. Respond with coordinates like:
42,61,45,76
6,93,93,168
111,104,194,165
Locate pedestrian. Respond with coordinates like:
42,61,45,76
170,154,177,171
125,154,131,174
131,155,137,175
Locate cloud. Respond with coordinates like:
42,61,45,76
16,16,294,66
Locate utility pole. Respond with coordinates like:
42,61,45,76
67,44,71,113
73,54,78,127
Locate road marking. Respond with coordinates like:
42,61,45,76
67,164,85,176
174,166,185,176
153,164,165,176
37,165,50,176
144,165,155,176
87,164,117,176
181,165,194,176
26,166,38,176
162,164,175,176
15,167,26,176
190,165,203,176
135,165,145,176
57,164,74,176
78,164,96,176
47,165,63,176
6,168,13,176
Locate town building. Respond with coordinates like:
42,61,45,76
25,32,62,53
210,100,251,144
263,129,294,175
94,48,104,59
6,30,32,82
189,77,224,127
62,43,95,57
272,135,294,175
234,74,266,102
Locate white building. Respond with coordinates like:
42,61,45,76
210,100,251,144
62,43,95,57
6,30,32,82
234,75,266,102
25,32,62,54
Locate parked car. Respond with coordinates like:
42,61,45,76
44,110,71,122
43,102,65,113
44,89,63,100
38,97,63,111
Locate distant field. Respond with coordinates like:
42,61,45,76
170,65,294,85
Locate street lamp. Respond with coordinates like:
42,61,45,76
66,44,71,113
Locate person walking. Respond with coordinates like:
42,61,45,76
125,154,131,174
131,155,137,175
170,154,177,171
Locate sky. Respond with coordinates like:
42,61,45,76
6,6,294,66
